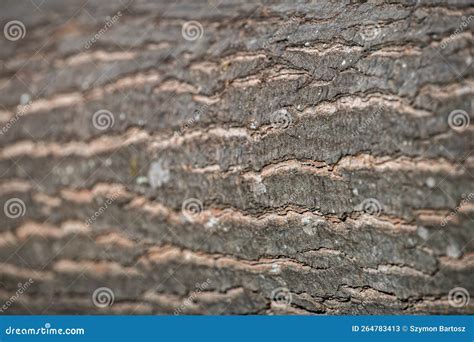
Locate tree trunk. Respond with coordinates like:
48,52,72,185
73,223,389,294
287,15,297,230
0,0,473,314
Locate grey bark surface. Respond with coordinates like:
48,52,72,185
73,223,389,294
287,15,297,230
0,0,473,314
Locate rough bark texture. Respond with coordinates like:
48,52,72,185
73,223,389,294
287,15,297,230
0,0,473,315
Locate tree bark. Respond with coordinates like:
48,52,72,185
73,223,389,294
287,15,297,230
0,0,473,314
